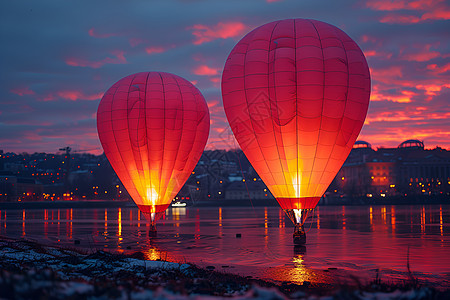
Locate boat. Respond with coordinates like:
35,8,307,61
171,201,187,207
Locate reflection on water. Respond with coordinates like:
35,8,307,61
0,205,449,286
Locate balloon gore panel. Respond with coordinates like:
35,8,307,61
222,19,370,210
97,72,210,214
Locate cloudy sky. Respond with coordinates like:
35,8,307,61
1,0,449,154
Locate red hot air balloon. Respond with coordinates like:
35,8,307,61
222,19,370,243
97,72,210,235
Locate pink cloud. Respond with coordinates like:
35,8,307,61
10,87,35,96
23,132,43,141
370,0,450,24
42,90,103,101
370,66,403,84
379,14,422,24
360,96,450,149
209,77,221,88
207,100,219,108
145,46,165,54
129,38,144,47
3,120,53,126
361,34,378,44
364,50,393,59
366,0,444,11
359,128,450,149
380,10,450,23
188,21,247,45
66,51,126,68
88,28,117,38
366,0,409,11
421,8,450,20
364,110,424,125
427,62,450,74
371,90,416,103
416,83,450,100
192,53,206,62
206,99,224,115
402,51,440,62
193,65,219,76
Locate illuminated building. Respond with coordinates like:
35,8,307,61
336,139,449,199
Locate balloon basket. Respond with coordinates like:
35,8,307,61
293,223,306,245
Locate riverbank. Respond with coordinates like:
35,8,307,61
0,195,448,210
0,238,447,299
0,199,133,210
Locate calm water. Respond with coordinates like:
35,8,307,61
0,205,449,287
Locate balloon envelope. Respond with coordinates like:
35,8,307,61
222,19,370,210
97,72,210,218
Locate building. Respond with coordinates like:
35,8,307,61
0,171,44,201
337,139,450,199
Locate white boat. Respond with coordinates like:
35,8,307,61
171,201,187,207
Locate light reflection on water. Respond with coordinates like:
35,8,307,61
0,205,449,286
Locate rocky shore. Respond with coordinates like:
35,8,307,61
0,237,447,299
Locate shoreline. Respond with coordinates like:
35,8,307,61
0,237,448,299
0,197,448,210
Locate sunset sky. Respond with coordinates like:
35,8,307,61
1,0,449,154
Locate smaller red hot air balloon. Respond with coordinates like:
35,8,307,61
222,19,371,244
97,72,210,235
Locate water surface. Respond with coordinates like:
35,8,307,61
0,205,448,287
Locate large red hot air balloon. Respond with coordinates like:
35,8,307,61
222,19,370,243
97,72,210,234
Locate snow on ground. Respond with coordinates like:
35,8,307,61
0,238,448,299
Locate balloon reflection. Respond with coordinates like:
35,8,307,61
2,210,5,229
68,209,73,239
391,206,396,234
316,207,320,230
289,254,311,283
342,206,346,230
146,245,161,261
104,209,108,238
44,209,48,237
57,209,60,236
172,207,186,230
421,206,426,234
278,209,285,228
440,205,443,240
195,209,200,240
172,208,186,217
265,251,321,285
22,210,25,236
118,208,122,238
138,210,141,228
218,207,223,237
264,207,268,246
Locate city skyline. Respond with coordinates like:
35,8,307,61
1,0,449,154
